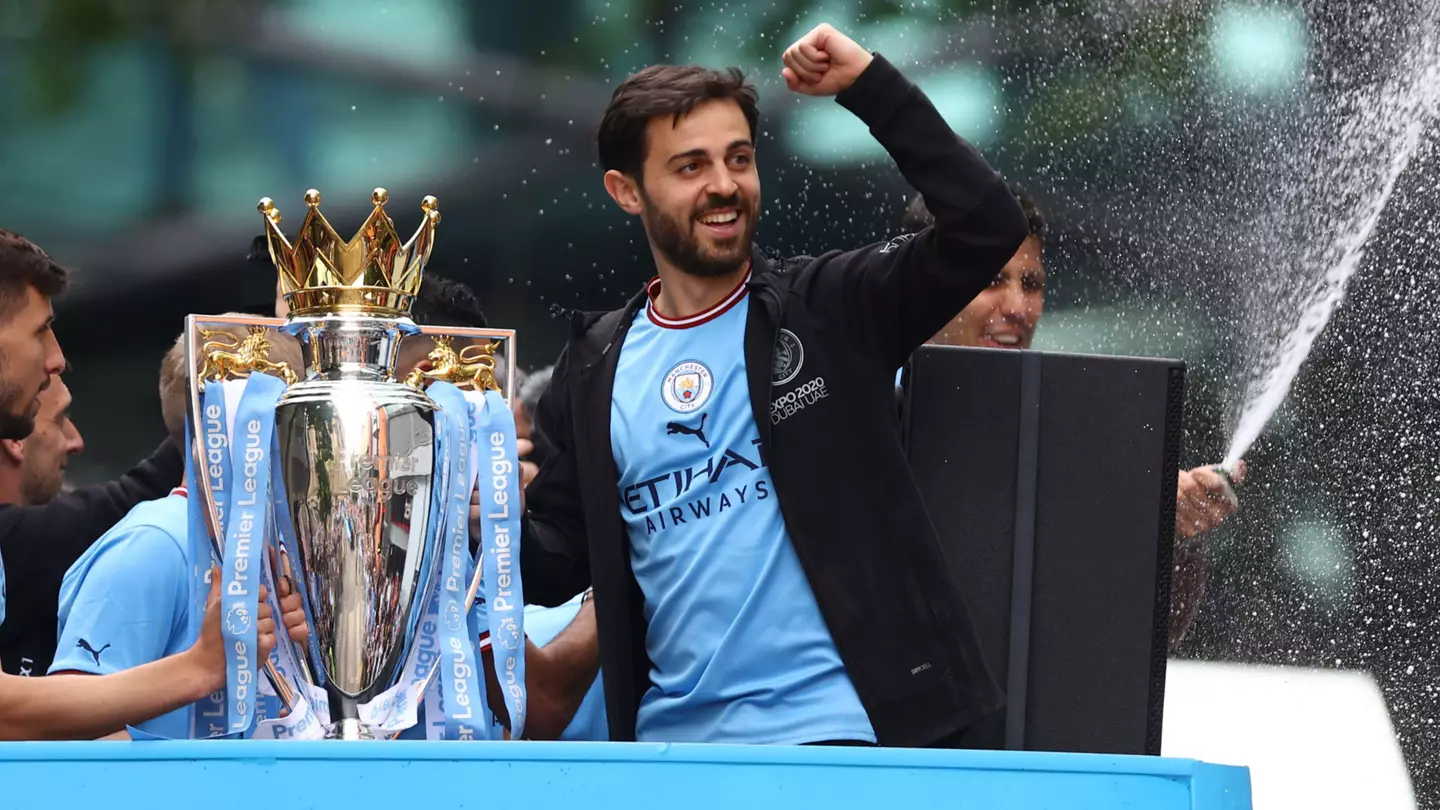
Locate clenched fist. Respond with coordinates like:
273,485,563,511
781,23,874,96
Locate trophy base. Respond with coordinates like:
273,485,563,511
326,719,375,740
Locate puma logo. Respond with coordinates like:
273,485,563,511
665,414,709,448
77,639,111,666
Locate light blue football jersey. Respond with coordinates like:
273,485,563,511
610,276,875,745
52,491,193,739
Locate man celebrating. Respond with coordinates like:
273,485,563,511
521,25,1028,747
901,189,1243,650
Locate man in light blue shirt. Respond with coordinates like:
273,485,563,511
51,489,194,737
49,322,307,738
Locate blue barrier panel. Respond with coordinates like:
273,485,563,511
0,741,1251,810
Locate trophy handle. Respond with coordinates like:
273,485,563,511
404,335,504,393
184,314,302,712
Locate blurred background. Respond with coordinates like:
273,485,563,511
2,0,1438,805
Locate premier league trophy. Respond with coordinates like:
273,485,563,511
180,188,527,741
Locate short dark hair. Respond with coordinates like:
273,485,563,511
410,273,487,329
902,181,1048,244
597,65,760,180
0,230,69,318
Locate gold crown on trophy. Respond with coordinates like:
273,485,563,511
258,187,440,318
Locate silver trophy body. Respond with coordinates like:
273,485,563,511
275,315,442,740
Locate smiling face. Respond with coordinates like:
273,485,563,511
929,237,1046,350
607,98,760,279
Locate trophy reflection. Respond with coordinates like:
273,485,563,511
184,188,514,740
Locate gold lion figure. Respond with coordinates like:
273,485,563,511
199,326,298,385
406,336,502,392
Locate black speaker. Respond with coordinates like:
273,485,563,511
899,344,1185,756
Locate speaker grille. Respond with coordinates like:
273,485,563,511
1146,365,1187,755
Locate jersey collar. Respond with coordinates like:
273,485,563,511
645,260,751,329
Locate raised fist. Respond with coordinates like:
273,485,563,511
781,23,874,97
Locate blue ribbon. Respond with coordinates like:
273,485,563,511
427,382,485,740
177,375,519,741
475,388,527,740
164,378,286,742
218,372,286,735
186,383,231,739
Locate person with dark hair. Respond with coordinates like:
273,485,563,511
901,184,1046,349
900,189,1243,650
520,24,1028,748
0,375,84,507
0,232,186,679
392,273,496,382
0,230,69,442
407,273,489,329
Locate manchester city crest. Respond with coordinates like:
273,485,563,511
662,360,714,413
772,329,805,386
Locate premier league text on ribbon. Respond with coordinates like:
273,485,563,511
204,403,228,525
223,417,268,727
193,383,234,738
188,189,523,739
451,415,476,734
436,382,483,740
487,429,522,703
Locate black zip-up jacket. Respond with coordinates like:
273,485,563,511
519,53,1028,747
0,438,182,676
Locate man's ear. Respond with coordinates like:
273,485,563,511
0,438,24,468
603,170,645,216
